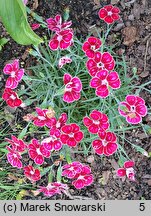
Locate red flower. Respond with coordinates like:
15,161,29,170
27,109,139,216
63,73,82,103
60,123,84,147
92,130,118,156
82,37,102,58
24,165,41,182
31,23,40,30
33,107,56,127
72,165,94,189
117,161,135,181
58,56,72,68
118,95,147,124
98,5,120,24
3,59,24,89
5,135,26,152
39,182,68,197
2,88,23,108
83,110,110,134
62,161,83,179
6,146,22,169
49,113,68,137
28,139,51,165
41,136,62,151
46,14,72,32
90,70,121,98
86,51,115,76
49,29,73,50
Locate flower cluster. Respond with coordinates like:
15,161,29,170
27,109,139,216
47,14,73,50
62,161,94,189
83,110,118,156
3,5,149,199
2,59,24,108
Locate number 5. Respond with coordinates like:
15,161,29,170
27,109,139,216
139,203,145,211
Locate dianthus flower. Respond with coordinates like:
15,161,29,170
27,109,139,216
58,56,72,68
72,165,94,189
92,130,118,156
28,139,51,165
24,165,41,182
5,135,26,152
49,29,73,50
46,14,72,32
117,161,135,181
118,95,147,124
33,107,56,127
6,146,22,169
3,59,24,89
49,113,68,137
98,5,120,24
82,37,102,58
63,73,82,103
83,110,110,134
39,182,68,197
62,161,83,178
31,23,40,30
2,88,23,108
90,70,121,98
86,51,115,76
60,123,84,147
41,136,62,151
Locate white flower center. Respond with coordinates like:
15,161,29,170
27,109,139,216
65,82,73,92
101,79,108,86
10,94,16,100
56,122,61,128
11,71,16,78
30,170,34,175
38,116,46,120
97,62,104,68
69,132,74,138
93,120,100,125
108,11,112,16
131,106,135,112
36,148,42,155
91,45,96,50
57,35,62,41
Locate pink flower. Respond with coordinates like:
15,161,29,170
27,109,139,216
24,165,41,182
98,5,120,24
5,135,26,152
41,136,62,151
72,165,94,189
31,23,40,30
22,0,28,5
6,146,22,169
63,73,82,103
49,113,68,137
39,182,68,197
58,56,72,68
117,161,135,181
82,37,102,58
90,70,121,98
33,107,56,127
3,59,24,89
62,162,94,189
2,88,23,108
92,130,118,156
83,110,110,134
60,123,84,147
62,161,83,178
118,95,147,124
49,29,73,50
46,14,72,32
86,51,115,76
28,139,51,165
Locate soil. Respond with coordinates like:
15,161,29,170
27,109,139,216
0,0,151,200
